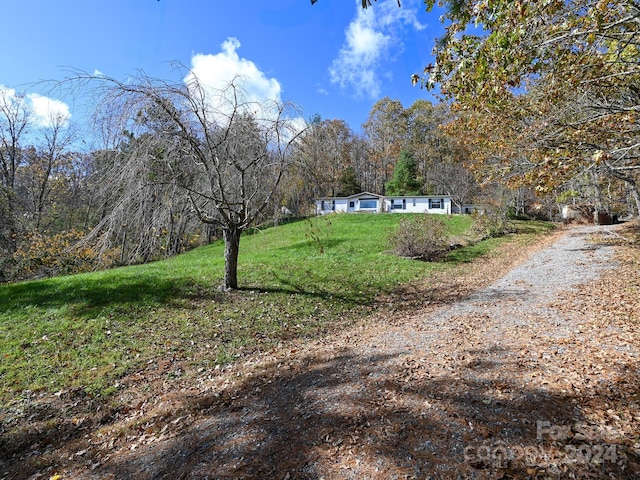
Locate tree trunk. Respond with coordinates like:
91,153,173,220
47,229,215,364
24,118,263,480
222,226,242,290
604,167,640,218
630,184,640,218
0,189,18,254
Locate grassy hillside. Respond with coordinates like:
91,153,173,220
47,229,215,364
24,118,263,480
0,214,551,404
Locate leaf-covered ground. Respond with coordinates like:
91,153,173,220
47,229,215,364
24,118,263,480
1,222,638,479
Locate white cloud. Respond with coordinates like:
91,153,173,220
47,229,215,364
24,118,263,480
28,93,71,127
329,0,427,98
0,84,71,128
183,38,307,144
0,84,17,103
377,0,426,31
317,85,329,96
185,37,282,115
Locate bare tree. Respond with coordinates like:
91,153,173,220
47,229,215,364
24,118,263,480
430,162,478,213
19,113,75,231
285,117,357,209
84,72,302,290
0,88,30,253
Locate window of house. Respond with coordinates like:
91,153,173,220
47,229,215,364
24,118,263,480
360,199,377,209
320,200,325,210
331,200,336,211
349,201,355,208
429,198,443,209
412,199,416,207
391,200,403,210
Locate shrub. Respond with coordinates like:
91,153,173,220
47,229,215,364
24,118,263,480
11,230,117,280
470,210,514,239
389,215,450,260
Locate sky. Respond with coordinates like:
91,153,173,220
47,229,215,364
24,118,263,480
0,0,446,136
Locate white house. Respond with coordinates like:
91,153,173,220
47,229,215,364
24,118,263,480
315,192,452,215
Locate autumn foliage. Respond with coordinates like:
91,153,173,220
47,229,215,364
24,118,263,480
421,0,640,214
11,230,116,280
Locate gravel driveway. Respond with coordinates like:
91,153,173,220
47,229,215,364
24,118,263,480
376,225,619,350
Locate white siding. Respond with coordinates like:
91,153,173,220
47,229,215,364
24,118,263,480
316,198,349,214
316,198,349,215
334,199,348,213
386,197,451,214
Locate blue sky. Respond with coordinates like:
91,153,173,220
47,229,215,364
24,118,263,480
0,0,445,134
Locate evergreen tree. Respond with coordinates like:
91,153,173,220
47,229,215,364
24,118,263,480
337,166,361,196
385,150,422,196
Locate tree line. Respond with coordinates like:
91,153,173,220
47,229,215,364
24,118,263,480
416,0,640,215
3,0,639,285
0,75,484,285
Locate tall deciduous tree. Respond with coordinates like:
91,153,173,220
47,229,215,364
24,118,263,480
429,161,478,213
363,97,406,194
419,0,640,215
403,100,466,193
0,88,30,254
85,73,302,290
20,112,75,231
285,117,357,210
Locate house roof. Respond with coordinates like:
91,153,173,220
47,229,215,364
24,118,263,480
384,195,451,199
316,192,451,201
316,192,383,201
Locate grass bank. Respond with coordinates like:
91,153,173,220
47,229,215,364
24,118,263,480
0,215,554,404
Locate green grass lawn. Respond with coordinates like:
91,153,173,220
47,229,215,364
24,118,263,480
0,214,553,404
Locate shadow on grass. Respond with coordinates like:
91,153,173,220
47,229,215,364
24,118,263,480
4,344,636,479
0,275,223,316
0,240,352,318
242,268,372,306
